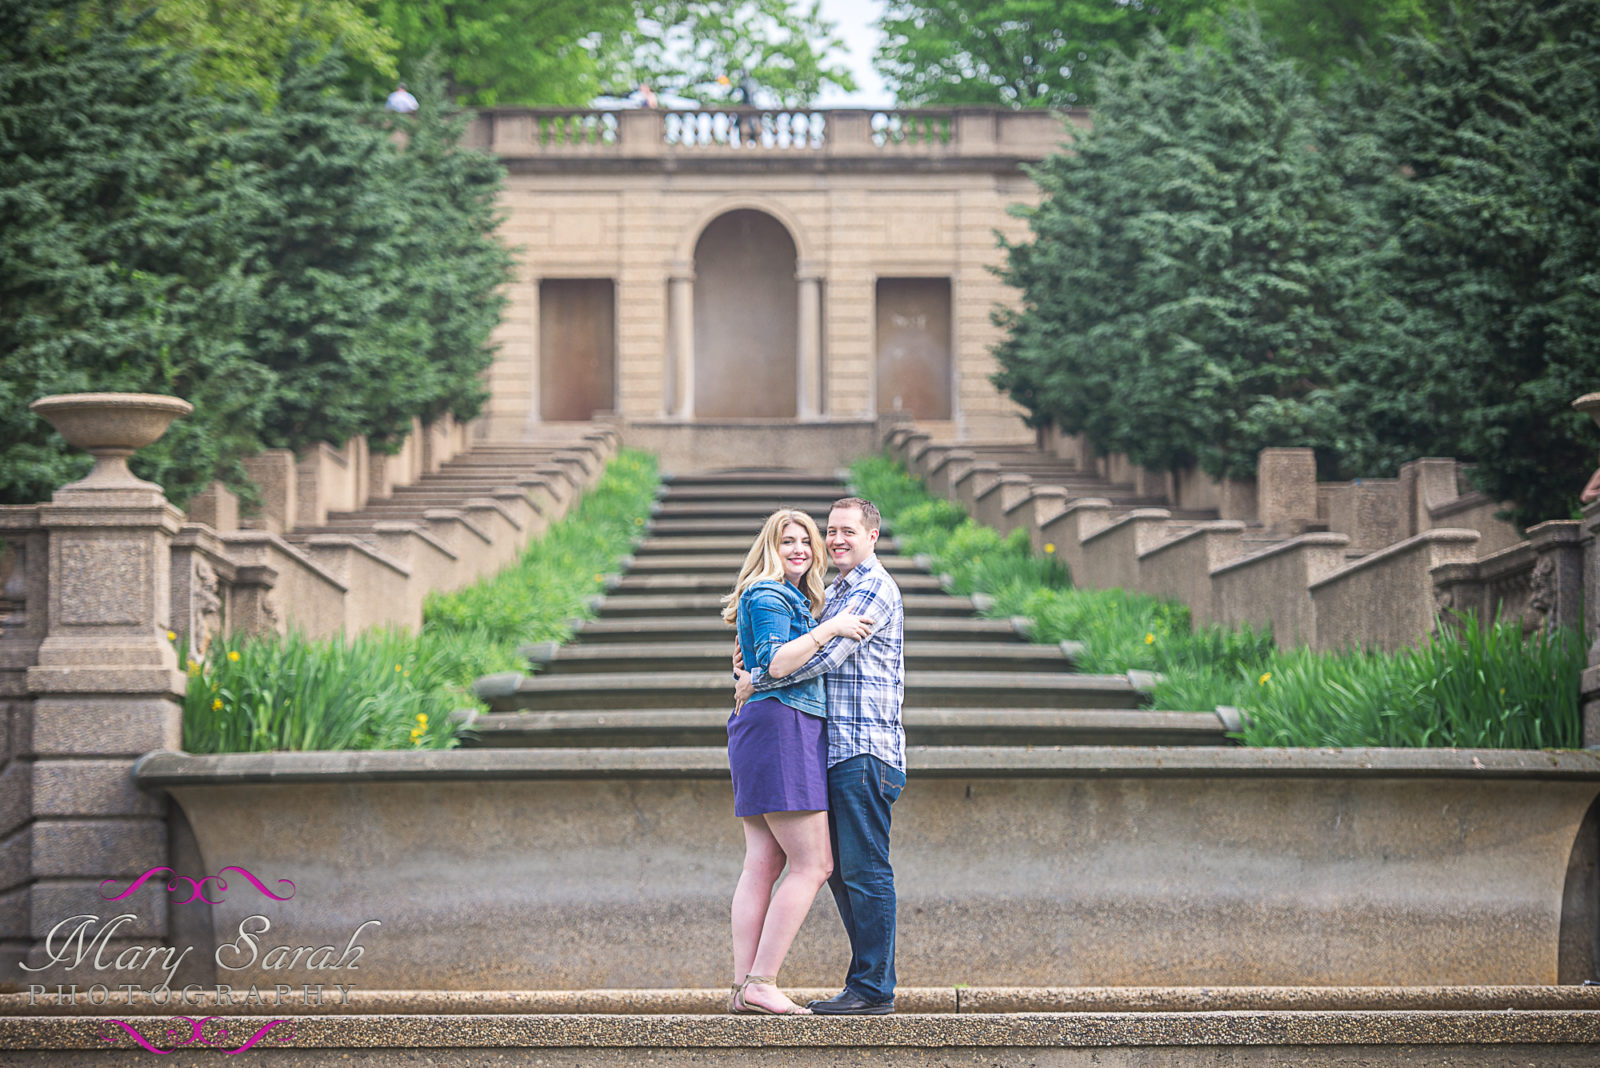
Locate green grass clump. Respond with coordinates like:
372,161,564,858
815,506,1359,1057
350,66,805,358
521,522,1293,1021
180,627,466,753
423,448,659,682
849,451,1582,750
1221,616,1583,749
181,449,660,752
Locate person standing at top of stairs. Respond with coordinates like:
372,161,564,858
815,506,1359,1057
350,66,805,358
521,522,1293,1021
737,496,906,1016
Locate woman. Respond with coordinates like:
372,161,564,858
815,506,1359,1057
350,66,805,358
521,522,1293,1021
720,508,874,1015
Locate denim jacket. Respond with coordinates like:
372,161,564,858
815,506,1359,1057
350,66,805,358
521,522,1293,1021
736,579,827,719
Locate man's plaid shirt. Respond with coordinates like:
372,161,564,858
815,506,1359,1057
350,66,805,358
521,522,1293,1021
750,554,905,772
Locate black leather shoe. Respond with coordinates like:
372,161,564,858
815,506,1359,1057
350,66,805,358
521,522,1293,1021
807,989,895,1015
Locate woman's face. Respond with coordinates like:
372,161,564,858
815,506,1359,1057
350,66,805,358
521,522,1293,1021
777,520,814,584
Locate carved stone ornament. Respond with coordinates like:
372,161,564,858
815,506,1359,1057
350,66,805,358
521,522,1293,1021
1524,555,1556,636
191,557,223,657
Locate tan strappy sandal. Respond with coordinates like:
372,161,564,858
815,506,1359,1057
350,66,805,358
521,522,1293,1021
728,982,758,1015
734,974,811,1015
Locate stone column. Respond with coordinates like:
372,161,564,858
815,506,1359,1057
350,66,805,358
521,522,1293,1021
669,266,696,419
797,270,823,419
1573,394,1600,746
19,393,191,984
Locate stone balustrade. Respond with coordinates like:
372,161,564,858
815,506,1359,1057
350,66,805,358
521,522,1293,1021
463,107,1080,164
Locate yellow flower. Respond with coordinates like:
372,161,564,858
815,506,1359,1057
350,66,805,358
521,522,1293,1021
403,671,410,678
186,657,198,669
211,698,223,711
1144,633,1155,645
416,713,428,725
166,630,177,642
1043,543,1055,554
410,729,424,744
594,573,603,582
1499,687,1506,696
395,664,403,672
1258,672,1272,687
227,650,240,663
634,517,644,525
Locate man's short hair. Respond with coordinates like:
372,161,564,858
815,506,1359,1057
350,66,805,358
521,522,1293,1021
831,496,881,533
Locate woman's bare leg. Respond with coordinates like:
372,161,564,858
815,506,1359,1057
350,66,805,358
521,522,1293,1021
732,816,786,989
740,809,834,1014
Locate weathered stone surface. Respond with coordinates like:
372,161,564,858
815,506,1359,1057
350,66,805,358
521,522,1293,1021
29,819,164,879
30,761,158,819
2,1008,1599,1066
24,699,181,758
131,747,1600,990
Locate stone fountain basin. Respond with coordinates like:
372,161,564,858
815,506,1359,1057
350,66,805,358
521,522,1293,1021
131,746,1600,991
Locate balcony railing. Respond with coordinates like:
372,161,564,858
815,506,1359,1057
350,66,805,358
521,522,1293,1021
464,107,1079,161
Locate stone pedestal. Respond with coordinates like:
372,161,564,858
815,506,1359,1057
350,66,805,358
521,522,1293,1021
17,394,189,985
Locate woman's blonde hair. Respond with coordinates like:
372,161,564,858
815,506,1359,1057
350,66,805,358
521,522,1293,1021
720,509,827,624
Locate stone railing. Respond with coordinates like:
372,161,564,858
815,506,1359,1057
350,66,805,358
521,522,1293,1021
464,106,1079,162
886,430,1569,656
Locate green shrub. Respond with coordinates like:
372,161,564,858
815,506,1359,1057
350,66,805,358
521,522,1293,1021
180,449,660,752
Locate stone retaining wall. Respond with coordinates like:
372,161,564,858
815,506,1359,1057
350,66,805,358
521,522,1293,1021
127,747,1600,991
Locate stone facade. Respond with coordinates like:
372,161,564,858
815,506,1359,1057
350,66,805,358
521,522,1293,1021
464,107,1075,448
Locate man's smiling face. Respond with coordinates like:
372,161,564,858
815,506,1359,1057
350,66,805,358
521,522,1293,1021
827,504,878,575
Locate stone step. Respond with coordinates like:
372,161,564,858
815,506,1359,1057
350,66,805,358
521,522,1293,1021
623,552,919,574
473,669,1146,712
589,592,980,619
463,706,1224,747
660,485,847,503
607,572,947,596
523,640,1073,675
633,535,903,555
651,501,844,520
570,615,1029,643
663,470,844,486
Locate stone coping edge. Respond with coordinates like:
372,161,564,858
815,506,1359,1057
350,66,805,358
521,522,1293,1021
132,745,1600,788
5,986,1599,1019
3,1009,1598,1050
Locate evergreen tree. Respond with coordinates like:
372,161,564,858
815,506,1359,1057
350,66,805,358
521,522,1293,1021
1372,0,1600,525
993,17,1387,479
0,0,273,506
239,43,439,450
384,63,513,428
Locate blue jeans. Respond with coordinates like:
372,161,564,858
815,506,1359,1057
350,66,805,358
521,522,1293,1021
825,754,905,1001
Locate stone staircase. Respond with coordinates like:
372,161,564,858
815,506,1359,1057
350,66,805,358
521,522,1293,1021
285,433,608,548
961,442,1221,521
465,469,1234,748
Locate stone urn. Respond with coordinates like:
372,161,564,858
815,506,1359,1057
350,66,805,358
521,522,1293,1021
1574,392,1600,431
29,392,193,491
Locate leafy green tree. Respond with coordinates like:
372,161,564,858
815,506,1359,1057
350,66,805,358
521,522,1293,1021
598,0,856,106
876,0,1226,107
992,16,1392,479
874,0,1441,107
0,0,273,505
120,0,398,103
1364,0,1600,525
374,0,636,105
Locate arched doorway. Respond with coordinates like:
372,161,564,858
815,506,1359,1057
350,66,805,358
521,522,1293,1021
692,210,798,418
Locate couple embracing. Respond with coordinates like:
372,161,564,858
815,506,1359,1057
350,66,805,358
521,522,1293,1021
720,497,905,1016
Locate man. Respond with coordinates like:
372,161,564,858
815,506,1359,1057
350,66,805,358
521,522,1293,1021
385,83,419,114
735,496,905,1015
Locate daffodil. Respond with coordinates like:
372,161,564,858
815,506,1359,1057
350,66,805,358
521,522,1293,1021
211,698,223,711
1144,633,1155,645
227,650,240,663
416,713,428,725
1258,672,1272,686
166,630,177,642
1043,543,1055,554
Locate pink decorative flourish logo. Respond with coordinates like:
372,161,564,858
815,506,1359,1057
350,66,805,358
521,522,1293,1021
98,1016,293,1054
100,867,297,906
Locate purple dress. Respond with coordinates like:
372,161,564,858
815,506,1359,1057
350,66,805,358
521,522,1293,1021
728,697,829,816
